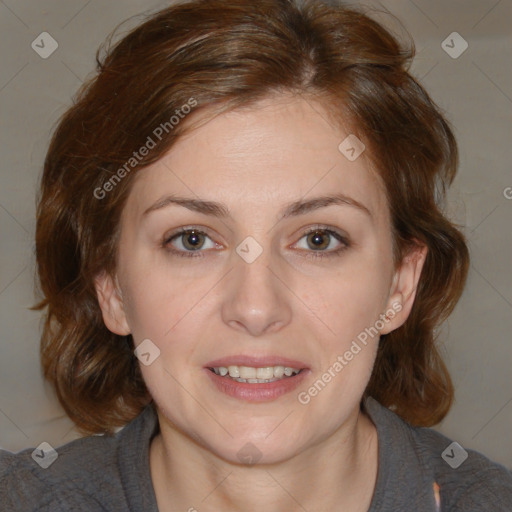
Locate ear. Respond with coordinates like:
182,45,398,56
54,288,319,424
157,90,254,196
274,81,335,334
380,241,428,335
94,270,131,336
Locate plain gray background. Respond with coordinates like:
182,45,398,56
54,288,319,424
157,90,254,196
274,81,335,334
0,0,511,469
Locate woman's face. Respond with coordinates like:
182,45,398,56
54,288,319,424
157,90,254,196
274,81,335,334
96,94,423,464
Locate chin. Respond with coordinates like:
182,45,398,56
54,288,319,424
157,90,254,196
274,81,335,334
207,433,306,467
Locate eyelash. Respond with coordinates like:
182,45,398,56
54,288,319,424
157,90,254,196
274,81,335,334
162,225,350,260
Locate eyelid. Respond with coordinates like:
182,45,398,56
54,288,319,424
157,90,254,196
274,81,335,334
295,224,349,243
162,225,221,254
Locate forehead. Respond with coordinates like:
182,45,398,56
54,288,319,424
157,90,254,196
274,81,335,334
123,95,388,226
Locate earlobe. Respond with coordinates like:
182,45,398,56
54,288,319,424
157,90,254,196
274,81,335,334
94,271,131,336
380,243,428,335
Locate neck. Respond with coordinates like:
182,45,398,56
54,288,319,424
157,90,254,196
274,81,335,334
149,408,379,512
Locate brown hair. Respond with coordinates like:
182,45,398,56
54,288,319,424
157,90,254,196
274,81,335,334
31,0,469,434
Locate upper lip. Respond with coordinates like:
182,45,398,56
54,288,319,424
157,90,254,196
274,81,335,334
205,355,309,369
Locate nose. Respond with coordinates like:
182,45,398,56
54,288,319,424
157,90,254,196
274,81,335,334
221,240,292,337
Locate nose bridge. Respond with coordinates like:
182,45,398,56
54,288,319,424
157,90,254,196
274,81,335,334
222,234,291,335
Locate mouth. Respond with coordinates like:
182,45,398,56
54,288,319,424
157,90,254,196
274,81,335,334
207,365,304,383
203,358,310,402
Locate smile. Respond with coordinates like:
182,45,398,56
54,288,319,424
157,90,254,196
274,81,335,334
204,365,309,402
209,365,302,383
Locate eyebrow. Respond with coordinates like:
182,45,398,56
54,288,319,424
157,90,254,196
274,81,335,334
142,193,372,220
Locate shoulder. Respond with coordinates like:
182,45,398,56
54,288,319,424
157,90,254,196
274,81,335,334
0,404,158,512
0,432,119,511
411,422,512,510
363,396,512,511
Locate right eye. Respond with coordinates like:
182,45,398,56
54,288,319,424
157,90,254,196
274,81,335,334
163,227,219,258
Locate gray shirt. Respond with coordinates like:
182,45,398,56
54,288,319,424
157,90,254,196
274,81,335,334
1,396,511,511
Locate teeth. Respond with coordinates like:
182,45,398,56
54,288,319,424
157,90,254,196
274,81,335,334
228,366,240,378
239,366,256,379
212,365,301,382
256,367,273,379
274,366,285,378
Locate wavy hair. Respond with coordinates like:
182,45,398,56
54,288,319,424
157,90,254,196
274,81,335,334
31,0,469,434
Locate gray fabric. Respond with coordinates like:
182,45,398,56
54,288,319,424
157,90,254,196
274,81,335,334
1,397,511,511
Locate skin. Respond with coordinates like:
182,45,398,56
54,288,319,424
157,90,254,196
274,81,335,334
95,94,427,511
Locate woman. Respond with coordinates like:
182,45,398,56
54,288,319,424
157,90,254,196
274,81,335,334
1,0,511,510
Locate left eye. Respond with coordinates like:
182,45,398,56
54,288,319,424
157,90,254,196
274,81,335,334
294,228,348,254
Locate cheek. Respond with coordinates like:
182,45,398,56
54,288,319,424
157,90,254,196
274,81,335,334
308,258,391,343
120,267,216,388
296,263,388,410
119,254,205,341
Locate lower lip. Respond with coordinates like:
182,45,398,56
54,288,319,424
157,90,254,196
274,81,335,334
204,368,310,402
